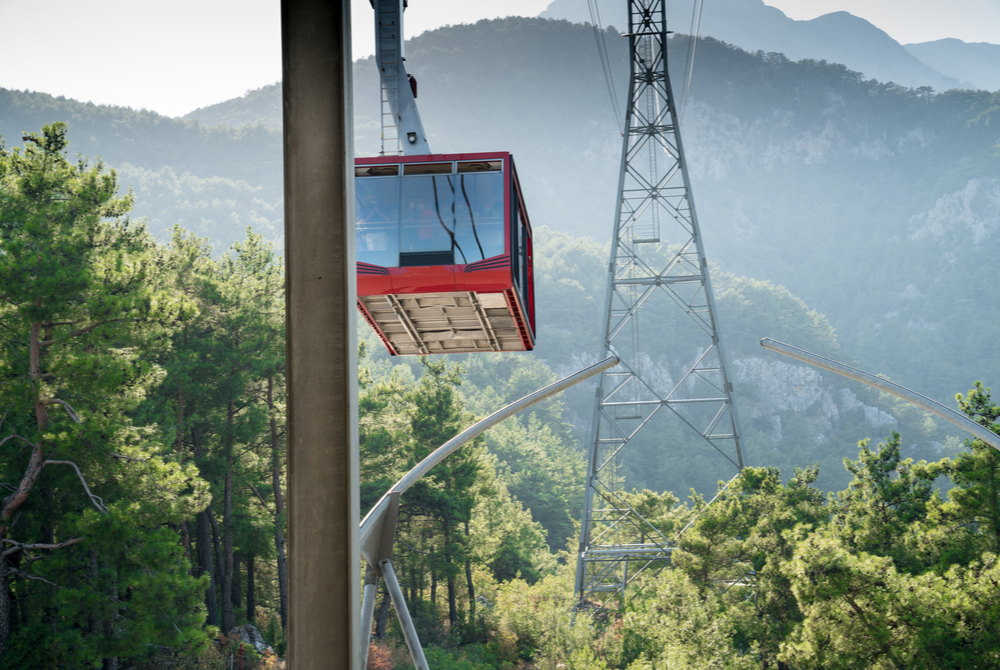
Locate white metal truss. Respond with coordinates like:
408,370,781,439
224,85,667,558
374,0,429,155
575,0,744,612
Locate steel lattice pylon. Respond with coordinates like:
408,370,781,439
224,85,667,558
575,0,745,611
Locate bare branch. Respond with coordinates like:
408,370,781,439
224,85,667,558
46,399,81,423
43,460,107,513
0,434,39,451
8,568,60,587
37,317,140,345
247,482,276,519
237,441,268,458
67,318,137,340
1,536,85,560
111,452,150,463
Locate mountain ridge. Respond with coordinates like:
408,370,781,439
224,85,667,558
905,38,1000,91
3,16,998,409
541,0,976,90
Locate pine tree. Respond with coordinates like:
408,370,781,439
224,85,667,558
0,124,210,666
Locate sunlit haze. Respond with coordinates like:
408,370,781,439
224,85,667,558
761,0,1000,44
0,0,996,118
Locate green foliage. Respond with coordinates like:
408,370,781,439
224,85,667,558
944,383,1000,553
418,642,516,670
489,565,594,665
3,18,1000,663
469,452,554,584
779,533,1000,669
144,225,286,633
0,124,209,665
671,466,827,664
775,415,1000,669
620,570,758,669
833,433,944,571
480,418,584,550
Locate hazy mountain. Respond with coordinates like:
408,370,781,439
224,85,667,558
542,0,969,90
48,18,1000,398
3,17,998,487
183,85,281,128
905,39,1000,92
0,88,282,248
181,17,1000,413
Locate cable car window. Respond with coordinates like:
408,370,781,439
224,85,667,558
355,152,535,353
457,160,502,173
518,211,531,313
452,172,504,261
404,162,452,175
510,184,530,311
355,158,507,268
356,165,399,177
356,175,400,266
400,175,456,263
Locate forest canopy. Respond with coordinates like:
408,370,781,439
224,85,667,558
1,123,999,669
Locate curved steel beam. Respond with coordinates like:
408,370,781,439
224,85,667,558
357,355,619,669
760,338,1000,452
360,355,620,564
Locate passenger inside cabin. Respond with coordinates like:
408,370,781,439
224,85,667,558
401,187,453,254
356,183,399,266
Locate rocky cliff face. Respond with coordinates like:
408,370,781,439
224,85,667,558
909,178,1000,245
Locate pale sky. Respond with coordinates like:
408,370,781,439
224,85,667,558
0,0,995,118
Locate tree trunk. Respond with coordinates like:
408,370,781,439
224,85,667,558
175,386,185,453
245,554,256,624
267,375,289,630
0,321,51,654
0,563,10,659
231,551,242,618
210,512,226,621
103,556,119,670
374,584,391,639
447,572,458,630
181,521,193,567
430,544,437,607
196,510,219,627
444,518,458,629
2,322,49,535
221,399,236,634
464,520,475,625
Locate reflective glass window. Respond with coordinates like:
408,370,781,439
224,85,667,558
399,175,456,255
452,172,504,262
356,176,400,266
356,160,507,267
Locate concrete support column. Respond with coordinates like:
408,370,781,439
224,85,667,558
281,0,359,667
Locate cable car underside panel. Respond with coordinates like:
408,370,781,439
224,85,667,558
359,289,531,355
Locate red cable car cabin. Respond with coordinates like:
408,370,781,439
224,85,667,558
355,152,535,355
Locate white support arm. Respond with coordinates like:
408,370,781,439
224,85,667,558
760,338,1000,452
373,0,430,153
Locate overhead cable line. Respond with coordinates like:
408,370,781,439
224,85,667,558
679,0,705,121
587,0,624,134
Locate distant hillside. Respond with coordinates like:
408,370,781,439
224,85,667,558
0,88,282,248
5,16,1000,432
905,39,1000,92
167,17,1000,416
542,0,968,90
183,85,281,128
